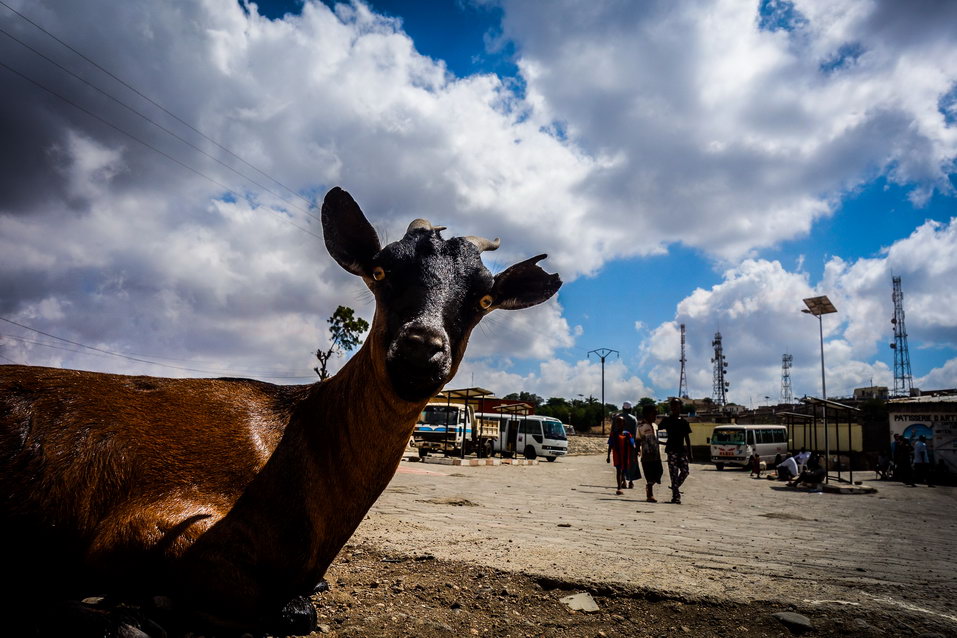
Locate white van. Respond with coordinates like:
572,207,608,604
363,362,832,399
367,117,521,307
709,424,789,470
476,413,569,461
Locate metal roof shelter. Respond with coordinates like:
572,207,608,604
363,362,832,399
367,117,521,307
489,402,534,416
799,397,861,484
434,387,496,458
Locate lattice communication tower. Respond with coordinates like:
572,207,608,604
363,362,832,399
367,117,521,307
678,323,689,399
711,331,728,406
890,276,913,397
781,353,793,405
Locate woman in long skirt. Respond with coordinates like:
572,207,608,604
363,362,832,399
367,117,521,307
637,404,664,502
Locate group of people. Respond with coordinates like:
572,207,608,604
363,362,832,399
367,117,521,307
883,433,935,487
606,398,693,505
774,448,826,488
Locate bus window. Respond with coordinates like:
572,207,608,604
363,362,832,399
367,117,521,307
747,430,755,445
520,421,542,436
712,428,745,444
542,419,567,440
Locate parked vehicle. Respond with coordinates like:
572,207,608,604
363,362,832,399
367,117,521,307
413,402,497,457
477,413,569,461
709,424,789,470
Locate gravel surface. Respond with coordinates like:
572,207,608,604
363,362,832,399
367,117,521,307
334,451,956,638
33,448,957,637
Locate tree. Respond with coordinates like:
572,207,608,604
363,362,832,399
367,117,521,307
503,391,544,407
314,306,370,380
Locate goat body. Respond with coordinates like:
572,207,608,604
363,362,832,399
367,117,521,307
0,187,561,634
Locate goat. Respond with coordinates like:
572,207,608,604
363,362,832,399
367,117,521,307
0,186,562,636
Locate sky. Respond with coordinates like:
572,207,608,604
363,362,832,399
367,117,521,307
1,0,956,408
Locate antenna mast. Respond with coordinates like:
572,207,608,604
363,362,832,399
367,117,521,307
711,331,728,406
781,353,793,405
890,276,913,397
678,323,689,399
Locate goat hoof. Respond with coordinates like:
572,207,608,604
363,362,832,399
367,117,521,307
117,623,151,638
272,595,317,636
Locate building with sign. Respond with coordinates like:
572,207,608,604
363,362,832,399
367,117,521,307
887,395,957,475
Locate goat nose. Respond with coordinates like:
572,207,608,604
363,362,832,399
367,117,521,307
399,325,448,363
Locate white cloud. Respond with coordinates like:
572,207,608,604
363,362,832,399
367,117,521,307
501,0,957,259
1,0,955,398
451,356,653,405
640,218,957,403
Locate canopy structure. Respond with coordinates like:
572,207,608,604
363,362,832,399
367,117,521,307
490,402,534,417
798,397,861,484
435,387,495,402
433,387,496,459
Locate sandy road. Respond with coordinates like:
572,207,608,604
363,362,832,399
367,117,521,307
351,453,957,627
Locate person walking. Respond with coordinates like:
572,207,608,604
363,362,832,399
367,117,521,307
912,435,934,487
637,404,664,502
620,402,641,489
659,398,692,504
606,405,637,495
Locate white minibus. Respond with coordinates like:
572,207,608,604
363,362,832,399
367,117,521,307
476,413,569,461
709,424,789,470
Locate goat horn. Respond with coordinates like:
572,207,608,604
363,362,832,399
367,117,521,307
407,219,447,233
463,236,501,252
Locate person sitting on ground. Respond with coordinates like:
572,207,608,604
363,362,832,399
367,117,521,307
776,454,799,482
876,453,890,480
787,453,826,488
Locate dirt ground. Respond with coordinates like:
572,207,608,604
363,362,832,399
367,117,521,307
304,438,956,638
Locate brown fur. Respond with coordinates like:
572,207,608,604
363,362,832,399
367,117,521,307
0,323,423,628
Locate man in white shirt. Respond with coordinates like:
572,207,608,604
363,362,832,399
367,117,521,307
912,435,934,487
776,455,799,482
793,447,811,470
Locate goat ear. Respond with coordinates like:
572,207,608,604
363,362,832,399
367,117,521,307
491,254,562,310
321,187,381,277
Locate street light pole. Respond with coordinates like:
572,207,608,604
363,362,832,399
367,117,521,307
588,348,618,435
803,295,837,482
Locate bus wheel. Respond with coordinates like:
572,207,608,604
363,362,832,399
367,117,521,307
546,456,557,462
715,463,724,471
523,446,537,460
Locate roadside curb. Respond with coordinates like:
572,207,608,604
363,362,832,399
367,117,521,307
821,483,878,495
405,457,539,466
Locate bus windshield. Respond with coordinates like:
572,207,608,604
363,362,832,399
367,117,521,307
542,419,567,440
712,428,745,444
420,406,458,425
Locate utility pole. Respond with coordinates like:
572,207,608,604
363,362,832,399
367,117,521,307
588,348,619,434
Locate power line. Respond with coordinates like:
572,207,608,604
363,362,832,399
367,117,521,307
0,59,323,241
0,0,313,209
0,25,321,225
0,317,316,380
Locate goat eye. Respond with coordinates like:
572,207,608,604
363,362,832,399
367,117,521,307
371,266,386,281
479,294,494,310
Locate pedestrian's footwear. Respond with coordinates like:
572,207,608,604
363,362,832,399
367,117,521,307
670,496,681,504
646,485,656,502
627,481,634,489
646,496,657,503
615,489,623,495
